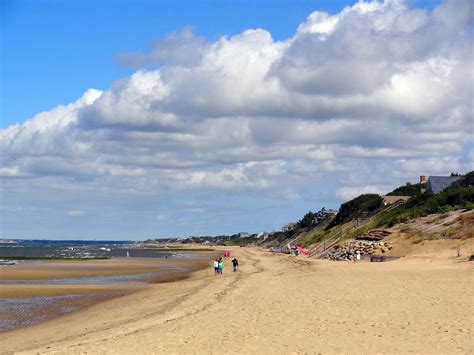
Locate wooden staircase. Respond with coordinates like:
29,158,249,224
307,200,405,258
308,220,357,257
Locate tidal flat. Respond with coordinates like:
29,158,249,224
0,254,216,332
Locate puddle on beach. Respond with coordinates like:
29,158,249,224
0,266,192,332
0,244,218,333
0,292,127,332
0,267,187,285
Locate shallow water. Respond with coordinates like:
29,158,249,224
0,268,188,332
0,272,159,285
0,293,126,332
0,241,216,332
0,266,189,285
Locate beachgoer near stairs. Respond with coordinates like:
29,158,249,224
231,258,239,272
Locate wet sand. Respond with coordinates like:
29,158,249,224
0,257,208,280
0,284,144,298
0,255,215,333
1,247,472,354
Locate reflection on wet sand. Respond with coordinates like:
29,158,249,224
0,254,216,332
0,292,128,332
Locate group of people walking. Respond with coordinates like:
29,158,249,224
213,254,239,275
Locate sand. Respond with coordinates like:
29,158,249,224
0,256,215,333
0,257,209,280
1,247,472,354
0,257,212,299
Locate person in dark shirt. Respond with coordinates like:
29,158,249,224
231,258,239,272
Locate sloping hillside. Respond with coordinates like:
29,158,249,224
299,172,473,258
382,209,474,259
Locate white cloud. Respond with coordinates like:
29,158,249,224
1,0,472,225
67,209,85,217
336,185,387,201
394,157,462,175
279,190,301,200
118,27,207,68
185,207,207,213
156,214,169,221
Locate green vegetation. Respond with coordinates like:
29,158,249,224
386,183,422,196
225,238,253,247
343,220,377,240
301,230,325,247
453,171,474,188
374,173,474,227
300,171,473,248
301,224,344,247
298,211,317,228
328,194,383,228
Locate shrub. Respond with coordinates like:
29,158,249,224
437,205,454,214
298,211,316,229
374,185,474,228
463,202,474,210
328,194,383,228
387,183,422,197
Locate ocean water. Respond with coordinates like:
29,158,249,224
0,239,188,259
0,239,215,332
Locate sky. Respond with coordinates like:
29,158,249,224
1,0,473,240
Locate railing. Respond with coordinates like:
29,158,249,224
308,220,357,257
308,200,406,258
286,233,303,248
284,219,332,251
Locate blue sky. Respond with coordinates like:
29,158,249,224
1,0,441,127
1,0,471,240
1,0,355,128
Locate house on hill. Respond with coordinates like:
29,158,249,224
282,223,297,232
426,176,462,194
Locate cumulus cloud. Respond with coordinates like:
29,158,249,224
67,209,85,217
336,185,388,201
1,0,473,236
118,27,207,68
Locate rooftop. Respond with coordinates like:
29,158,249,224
427,176,462,194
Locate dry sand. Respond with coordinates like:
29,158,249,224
1,247,472,354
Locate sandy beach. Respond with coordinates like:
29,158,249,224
1,246,472,354
0,257,213,300
0,257,211,281
0,256,215,333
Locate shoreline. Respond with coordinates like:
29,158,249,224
1,247,472,353
0,252,219,333
0,256,212,281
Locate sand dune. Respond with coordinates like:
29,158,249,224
1,248,472,354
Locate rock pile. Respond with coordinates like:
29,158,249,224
324,239,394,261
355,229,391,241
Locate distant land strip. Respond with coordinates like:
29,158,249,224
0,256,110,261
